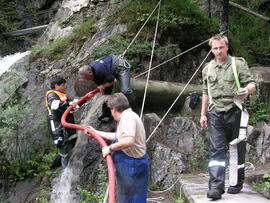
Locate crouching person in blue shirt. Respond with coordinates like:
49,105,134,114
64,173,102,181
78,55,138,117
90,93,149,203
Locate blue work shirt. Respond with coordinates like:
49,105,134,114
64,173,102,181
89,56,114,85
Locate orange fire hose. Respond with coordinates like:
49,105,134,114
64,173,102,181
61,88,115,203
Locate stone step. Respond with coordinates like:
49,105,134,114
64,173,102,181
179,173,269,203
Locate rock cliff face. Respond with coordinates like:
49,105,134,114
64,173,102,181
0,0,269,202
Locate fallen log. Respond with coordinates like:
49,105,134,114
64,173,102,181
129,79,202,111
74,78,202,112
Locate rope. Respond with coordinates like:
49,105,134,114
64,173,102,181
225,161,256,174
121,0,162,57
245,162,256,171
134,30,228,79
147,177,180,203
103,185,109,203
146,50,212,143
134,38,209,79
140,1,161,118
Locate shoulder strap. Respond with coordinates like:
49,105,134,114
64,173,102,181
232,57,241,90
45,90,68,107
207,61,214,104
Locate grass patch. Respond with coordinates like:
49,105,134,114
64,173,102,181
77,163,108,203
107,0,218,46
246,92,270,125
30,16,97,61
91,34,181,73
188,134,208,172
229,0,270,65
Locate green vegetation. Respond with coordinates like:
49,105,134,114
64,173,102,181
0,0,18,32
0,146,58,184
35,198,51,203
148,184,184,202
252,173,270,193
107,0,218,44
0,143,58,184
0,74,57,185
34,186,53,203
0,0,42,33
229,0,270,65
91,35,180,73
30,17,97,61
169,189,184,203
246,91,270,125
27,149,59,181
78,163,108,203
188,134,207,172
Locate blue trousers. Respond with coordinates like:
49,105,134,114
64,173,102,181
112,150,149,203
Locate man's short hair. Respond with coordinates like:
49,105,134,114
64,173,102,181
79,65,92,76
209,34,229,47
50,76,66,89
107,93,130,112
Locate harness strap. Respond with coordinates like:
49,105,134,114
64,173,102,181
230,57,249,145
45,90,68,133
232,57,241,90
229,57,249,186
206,61,214,105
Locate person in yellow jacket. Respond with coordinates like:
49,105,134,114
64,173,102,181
45,76,77,169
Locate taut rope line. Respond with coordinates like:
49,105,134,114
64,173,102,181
135,30,228,79
140,1,161,118
134,38,209,79
121,0,162,57
146,50,212,143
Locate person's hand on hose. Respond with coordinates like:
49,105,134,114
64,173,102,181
97,85,105,92
102,146,111,158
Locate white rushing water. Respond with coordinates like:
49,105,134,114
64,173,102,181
0,51,30,76
51,167,78,203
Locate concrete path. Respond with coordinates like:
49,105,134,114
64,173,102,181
179,173,269,203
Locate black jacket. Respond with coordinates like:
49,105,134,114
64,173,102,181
46,91,76,138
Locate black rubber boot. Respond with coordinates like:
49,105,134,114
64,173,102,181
228,168,244,194
50,154,62,169
227,185,243,194
207,188,224,199
125,93,139,114
98,102,113,121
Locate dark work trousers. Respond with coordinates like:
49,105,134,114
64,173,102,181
112,55,138,113
207,105,246,191
59,135,77,169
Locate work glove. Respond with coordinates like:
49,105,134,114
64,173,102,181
53,136,64,148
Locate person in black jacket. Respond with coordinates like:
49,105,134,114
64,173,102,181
45,76,77,169
78,55,138,118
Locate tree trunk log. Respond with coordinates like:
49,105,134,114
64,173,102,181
130,79,202,111
74,78,202,112
198,0,229,34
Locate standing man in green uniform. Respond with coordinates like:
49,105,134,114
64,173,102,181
200,34,256,200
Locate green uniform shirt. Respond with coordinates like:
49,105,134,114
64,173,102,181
202,55,256,112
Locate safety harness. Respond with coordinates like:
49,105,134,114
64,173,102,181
229,57,249,186
45,90,68,133
207,57,249,186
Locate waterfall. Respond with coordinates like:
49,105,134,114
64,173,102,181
50,167,79,203
50,143,87,203
0,51,30,76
